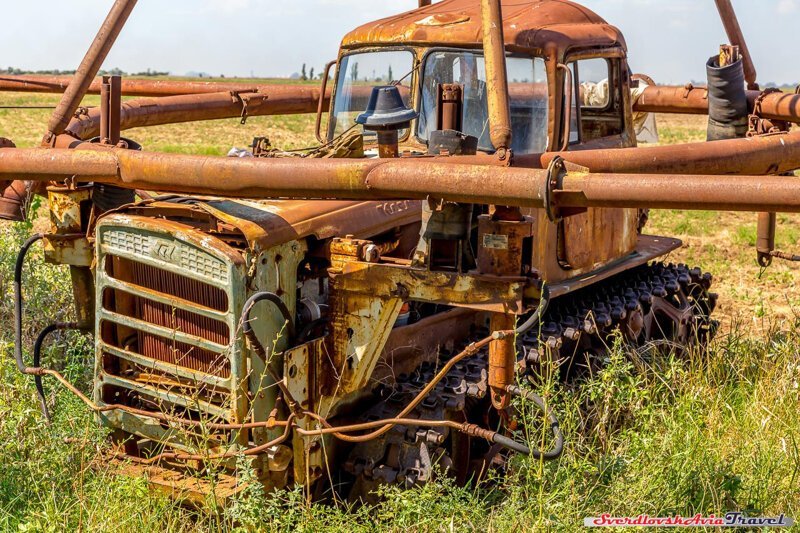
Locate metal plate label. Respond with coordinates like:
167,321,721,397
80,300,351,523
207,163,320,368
482,234,509,250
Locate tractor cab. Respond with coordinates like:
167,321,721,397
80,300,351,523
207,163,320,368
325,0,636,156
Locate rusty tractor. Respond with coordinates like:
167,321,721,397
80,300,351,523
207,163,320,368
1,0,799,503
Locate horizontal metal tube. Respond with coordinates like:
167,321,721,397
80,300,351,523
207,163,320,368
635,85,800,123
61,89,322,142
524,131,800,175
0,73,331,101
0,148,548,206
1,147,800,213
559,171,800,212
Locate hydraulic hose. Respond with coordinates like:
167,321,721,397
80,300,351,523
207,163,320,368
507,384,564,461
13,234,43,375
241,291,296,351
315,290,551,444
515,284,550,336
32,322,79,420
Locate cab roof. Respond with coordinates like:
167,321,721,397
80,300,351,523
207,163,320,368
341,0,626,57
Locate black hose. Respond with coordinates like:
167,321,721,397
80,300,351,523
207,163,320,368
13,234,55,419
13,234,43,376
241,291,296,360
492,433,532,455
507,384,564,461
706,55,748,141
32,322,80,421
514,284,550,336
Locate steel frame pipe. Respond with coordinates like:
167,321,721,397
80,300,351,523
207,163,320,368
714,0,758,89
635,86,800,124
59,89,323,143
0,74,332,105
44,0,137,144
524,131,800,176
1,147,800,213
557,171,800,213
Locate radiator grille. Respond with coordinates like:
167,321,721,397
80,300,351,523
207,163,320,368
104,229,229,283
104,256,232,377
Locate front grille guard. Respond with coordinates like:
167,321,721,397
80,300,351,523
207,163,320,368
94,220,248,451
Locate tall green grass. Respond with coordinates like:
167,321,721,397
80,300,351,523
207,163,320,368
1,222,798,531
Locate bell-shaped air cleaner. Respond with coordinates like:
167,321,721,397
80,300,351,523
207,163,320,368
355,86,419,130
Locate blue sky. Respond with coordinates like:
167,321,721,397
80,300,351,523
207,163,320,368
1,1,796,84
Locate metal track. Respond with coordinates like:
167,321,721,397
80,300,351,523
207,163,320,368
342,262,717,499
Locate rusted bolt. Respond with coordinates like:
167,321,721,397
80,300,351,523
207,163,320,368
364,244,381,263
392,283,410,300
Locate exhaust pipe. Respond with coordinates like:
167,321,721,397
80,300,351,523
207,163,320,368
480,0,512,157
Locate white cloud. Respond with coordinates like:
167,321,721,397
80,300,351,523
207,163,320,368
778,0,797,14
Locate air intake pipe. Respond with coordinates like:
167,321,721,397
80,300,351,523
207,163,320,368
706,52,748,141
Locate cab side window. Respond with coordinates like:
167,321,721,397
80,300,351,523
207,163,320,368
568,58,624,143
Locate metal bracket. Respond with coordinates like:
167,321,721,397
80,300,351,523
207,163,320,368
544,156,565,223
230,89,261,125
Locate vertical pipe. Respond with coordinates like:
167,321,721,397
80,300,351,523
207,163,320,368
480,0,512,157
376,130,400,159
100,77,111,144
713,0,758,90
43,0,138,145
419,0,432,6
489,313,515,409
109,75,122,145
757,212,777,267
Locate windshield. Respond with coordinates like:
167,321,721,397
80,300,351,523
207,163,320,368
329,50,414,140
419,51,549,153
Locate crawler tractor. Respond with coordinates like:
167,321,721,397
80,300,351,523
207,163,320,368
2,0,800,503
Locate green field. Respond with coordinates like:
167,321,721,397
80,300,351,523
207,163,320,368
0,92,799,531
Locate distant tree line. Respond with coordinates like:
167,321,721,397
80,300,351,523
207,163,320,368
0,67,171,77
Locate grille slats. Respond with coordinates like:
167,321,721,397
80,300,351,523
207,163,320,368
105,256,232,378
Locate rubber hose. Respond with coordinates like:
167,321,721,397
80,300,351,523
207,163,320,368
706,55,748,141
13,234,43,375
493,433,532,455
33,322,80,420
507,384,564,461
514,284,550,336
241,291,296,348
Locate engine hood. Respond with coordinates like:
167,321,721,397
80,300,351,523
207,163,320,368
108,197,421,253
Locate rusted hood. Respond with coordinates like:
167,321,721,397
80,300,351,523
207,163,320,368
129,198,421,253
342,0,625,56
